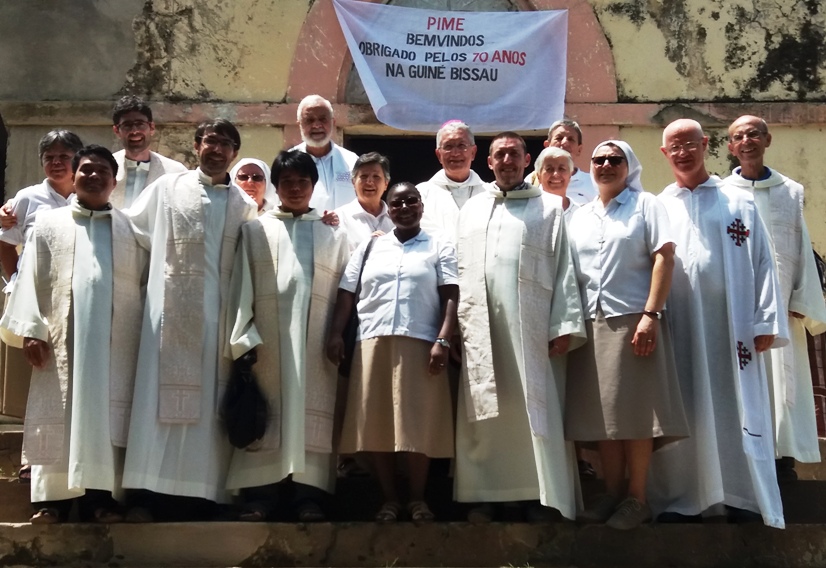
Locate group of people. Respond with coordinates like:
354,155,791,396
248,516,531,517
0,92,823,532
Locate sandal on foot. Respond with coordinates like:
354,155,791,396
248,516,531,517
18,465,31,484
375,501,402,523
407,500,435,523
93,508,124,524
125,506,153,523
239,502,269,522
30,508,60,524
296,500,325,522
467,503,494,524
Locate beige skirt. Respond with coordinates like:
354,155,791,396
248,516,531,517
338,336,454,458
565,311,688,447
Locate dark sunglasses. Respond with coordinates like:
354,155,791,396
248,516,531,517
592,156,626,166
236,173,265,182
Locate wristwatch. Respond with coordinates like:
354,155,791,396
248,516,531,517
643,310,662,320
435,337,451,348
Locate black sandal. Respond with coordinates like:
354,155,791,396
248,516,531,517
30,508,60,524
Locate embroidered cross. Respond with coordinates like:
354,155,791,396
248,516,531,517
737,341,752,370
172,390,191,413
727,218,750,247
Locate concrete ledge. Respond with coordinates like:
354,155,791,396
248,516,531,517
0,522,824,568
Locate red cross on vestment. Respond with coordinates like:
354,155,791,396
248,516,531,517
727,218,750,247
737,341,752,370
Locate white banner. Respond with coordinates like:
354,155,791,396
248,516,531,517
332,0,568,133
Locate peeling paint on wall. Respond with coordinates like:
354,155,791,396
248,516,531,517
593,0,826,101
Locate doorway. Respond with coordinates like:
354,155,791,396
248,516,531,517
344,134,547,187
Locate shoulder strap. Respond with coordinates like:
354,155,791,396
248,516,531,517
353,235,378,301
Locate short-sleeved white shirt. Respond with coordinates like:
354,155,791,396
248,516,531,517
568,188,674,318
0,180,72,247
340,229,458,342
568,169,598,206
335,199,395,251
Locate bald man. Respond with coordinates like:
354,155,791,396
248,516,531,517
724,115,826,479
648,118,788,528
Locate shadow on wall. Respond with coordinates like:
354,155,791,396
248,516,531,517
0,115,6,203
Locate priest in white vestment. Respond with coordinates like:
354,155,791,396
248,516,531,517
524,120,597,206
455,132,586,522
121,120,257,518
0,145,146,523
724,115,826,471
649,119,789,529
290,95,358,212
111,95,187,210
226,150,349,522
416,120,485,243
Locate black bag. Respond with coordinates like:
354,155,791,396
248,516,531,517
339,236,377,378
222,349,268,449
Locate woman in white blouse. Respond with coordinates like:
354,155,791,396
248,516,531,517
335,152,395,250
565,140,688,530
326,182,459,523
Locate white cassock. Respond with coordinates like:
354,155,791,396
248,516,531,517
225,210,349,492
454,183,586,520
724,168,826,462
650,177,788,528
122,169,256,502
416,169,485,244
112,150,188,209
0,203,145,503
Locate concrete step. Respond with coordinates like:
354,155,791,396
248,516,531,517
0,521,823,568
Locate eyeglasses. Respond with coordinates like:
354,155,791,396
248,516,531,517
117,120,150,132
439,143,470,153
235,173,265,182
388,196,421,209
592,155,626,166
666,141,701,155
199,136,237,150
730,130,766,143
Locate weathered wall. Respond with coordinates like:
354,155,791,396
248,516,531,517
592,0,826,102
1,0,825,246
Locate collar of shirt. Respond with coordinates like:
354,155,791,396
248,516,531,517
597,186,633,214
488,181,541,199
70,200,112,218
271,207,322,221
352,201,389,221
662,175,722,197
197,168,230,189
388,229,430,247
125,158,151,172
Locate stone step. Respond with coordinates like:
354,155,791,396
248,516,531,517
0,521,823,568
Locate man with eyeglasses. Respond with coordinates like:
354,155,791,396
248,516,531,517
121,118,258,521
290,95,359,213
525,119,597,206
111,95,187,209
416,120,484,242
648,118,788,528
723,115,826,483
454,132,585,523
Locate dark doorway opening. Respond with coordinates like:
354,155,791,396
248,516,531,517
345,135,547,187
0,115,7,203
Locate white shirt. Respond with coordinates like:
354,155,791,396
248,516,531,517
0,180,72,247
568,169,598,206
123,159,150,208
335,199,395,250
568,187,673,318
340,230,458,343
